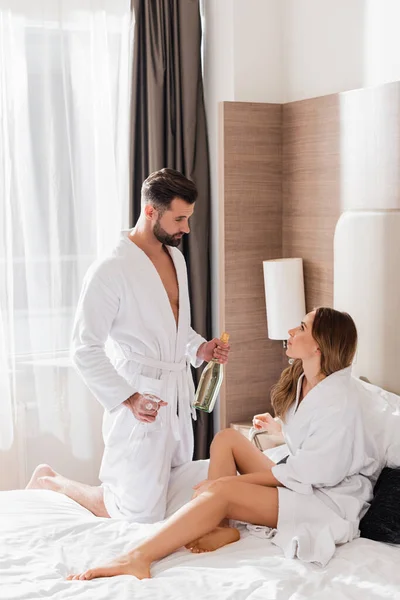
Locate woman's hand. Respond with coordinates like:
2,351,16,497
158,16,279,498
192,476,237,499
192,479,214,498
252,412,281,434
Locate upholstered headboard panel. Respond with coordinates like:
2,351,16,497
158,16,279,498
334,210,400,395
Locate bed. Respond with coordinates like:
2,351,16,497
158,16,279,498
2,445,400,600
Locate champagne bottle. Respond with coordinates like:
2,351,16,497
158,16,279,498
193,332,230,413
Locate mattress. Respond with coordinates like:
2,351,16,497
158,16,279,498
1,457,399,600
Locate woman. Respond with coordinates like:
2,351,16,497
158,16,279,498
68,307,378,580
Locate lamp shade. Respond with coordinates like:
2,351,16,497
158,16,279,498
263,258,306,340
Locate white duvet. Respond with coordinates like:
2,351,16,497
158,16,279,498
1,455,399,600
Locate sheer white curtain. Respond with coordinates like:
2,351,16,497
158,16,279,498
0,0,133,489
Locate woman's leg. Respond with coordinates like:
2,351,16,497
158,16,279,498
194,428,276,535
208,428,275,480
26,464,109,518
67,479,278,581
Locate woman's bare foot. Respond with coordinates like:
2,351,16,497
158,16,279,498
25,464,109,518
185,526,240,553
66,550,151,581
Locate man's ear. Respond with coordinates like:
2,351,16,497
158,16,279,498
144,204,157,220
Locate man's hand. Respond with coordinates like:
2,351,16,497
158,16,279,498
197,338,231,364
123,393,168,423
252,412,281,434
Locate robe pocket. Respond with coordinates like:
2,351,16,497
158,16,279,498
102,403,139,448
102,375,166,446
136,374,164,399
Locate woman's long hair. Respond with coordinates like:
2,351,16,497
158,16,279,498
271,307,358,420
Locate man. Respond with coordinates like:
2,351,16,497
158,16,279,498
27,169,230,523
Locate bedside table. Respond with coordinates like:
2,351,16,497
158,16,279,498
230,420,283,451
230,420,253,437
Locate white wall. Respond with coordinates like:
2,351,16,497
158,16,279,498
283,0,400,103
283,0,365,102
362,0,400,88
232,0,283,104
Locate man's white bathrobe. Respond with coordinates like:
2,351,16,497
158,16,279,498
71,232,206,522
271,367,380,567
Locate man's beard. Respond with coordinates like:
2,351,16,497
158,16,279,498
153,218,183,247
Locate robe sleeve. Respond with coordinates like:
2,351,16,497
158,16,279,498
71,264,137,412
186,326,207,368
271,404,355,494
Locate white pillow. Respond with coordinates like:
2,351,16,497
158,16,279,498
354,377,400,469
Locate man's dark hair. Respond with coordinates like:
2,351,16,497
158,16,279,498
141,168,198,212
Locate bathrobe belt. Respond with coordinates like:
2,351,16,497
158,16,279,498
125,352,195,441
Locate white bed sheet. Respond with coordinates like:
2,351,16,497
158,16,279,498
1,458,399,600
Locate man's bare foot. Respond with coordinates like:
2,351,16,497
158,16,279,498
185,526,240,553
25,464,109,518
66,550,151,581
26,464,59,490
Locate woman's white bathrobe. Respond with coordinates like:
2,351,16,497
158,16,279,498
71,232,206,522
271,367,380,566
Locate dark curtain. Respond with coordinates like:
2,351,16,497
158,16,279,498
130,0,213,458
